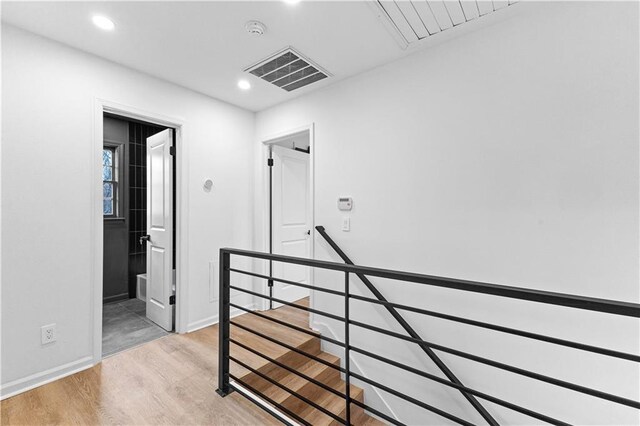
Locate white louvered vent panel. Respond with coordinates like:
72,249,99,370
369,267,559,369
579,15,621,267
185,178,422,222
445,1,466,25
244,47,331,92
375,0,519,47
412,2,442,34
459,1,480,20
477,1,494,15
396,1,430,39
428,2,454,30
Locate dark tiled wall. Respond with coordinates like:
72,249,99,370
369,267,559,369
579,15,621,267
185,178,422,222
127,121,168,297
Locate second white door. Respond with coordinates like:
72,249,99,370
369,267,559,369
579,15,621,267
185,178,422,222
271,145,311,306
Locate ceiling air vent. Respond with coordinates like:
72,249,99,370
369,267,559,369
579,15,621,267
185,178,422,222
245,47,331,92
374,1,519,48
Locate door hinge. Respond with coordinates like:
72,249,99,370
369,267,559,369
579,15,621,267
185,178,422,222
169,295,176,305
170,146,176,156
267,158,273,167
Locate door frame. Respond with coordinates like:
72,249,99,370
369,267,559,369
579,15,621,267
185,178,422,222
91,98,189,365
260,124,315,312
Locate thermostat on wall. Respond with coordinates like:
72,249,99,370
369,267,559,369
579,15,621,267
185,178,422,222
338,197,353,211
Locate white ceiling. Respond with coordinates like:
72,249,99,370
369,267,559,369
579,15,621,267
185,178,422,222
1,1,519,112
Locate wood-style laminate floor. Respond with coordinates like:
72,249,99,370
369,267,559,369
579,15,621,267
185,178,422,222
2,298,385,426
1,318,282,425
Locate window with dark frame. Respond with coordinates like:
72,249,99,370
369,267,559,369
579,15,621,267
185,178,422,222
103,147,119,216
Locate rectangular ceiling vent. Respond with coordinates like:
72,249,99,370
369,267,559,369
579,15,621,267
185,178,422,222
245,47,331,92
374,1,519,48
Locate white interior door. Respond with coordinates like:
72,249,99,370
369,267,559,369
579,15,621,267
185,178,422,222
272,145,312,307
145,129,174,331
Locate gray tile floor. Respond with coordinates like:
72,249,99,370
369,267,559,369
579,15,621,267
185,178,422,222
102,298,169,357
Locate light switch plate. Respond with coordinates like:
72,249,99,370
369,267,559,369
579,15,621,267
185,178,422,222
342,217,350,232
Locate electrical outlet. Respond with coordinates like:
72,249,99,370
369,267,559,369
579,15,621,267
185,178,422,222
342,217,350,232
41,324,56,345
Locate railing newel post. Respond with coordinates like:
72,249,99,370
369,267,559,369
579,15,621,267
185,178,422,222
216,250,232,397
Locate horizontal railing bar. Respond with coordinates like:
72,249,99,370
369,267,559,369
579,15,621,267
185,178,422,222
350,319,640,410
349,293,640,363
349,345,570,426
222,248,640,318
229,285,346,323
230,356,346,424
350,400,404,426
229,380,312,426
229,267,346,297
229,377,310,426
229,302,346,348
230,320,346,373
230,337,347,400
350,371,474,426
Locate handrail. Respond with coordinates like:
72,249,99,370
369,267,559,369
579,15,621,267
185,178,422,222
220,246,640,317
216,247,640,426
315,225,498,426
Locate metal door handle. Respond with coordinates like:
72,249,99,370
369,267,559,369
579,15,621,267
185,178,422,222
139,234,151,245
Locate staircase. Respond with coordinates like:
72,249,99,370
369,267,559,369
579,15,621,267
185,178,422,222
219,248,640,426
229,299,384,425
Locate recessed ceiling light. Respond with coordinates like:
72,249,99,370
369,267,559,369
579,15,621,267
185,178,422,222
237,79,251,90
283,0,301,4
92,15,115,31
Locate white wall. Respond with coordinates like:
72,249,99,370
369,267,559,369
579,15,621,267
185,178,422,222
256,2,639,424
1,25,256,397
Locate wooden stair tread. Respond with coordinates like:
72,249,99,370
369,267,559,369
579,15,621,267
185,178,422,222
230,301,319,375
232,309,314,349
230,319,315,359
359,415,387,425
230,330,320,379
242,351,341,404
259,299,314,331
229,298,321,383
228,299,387,425
285,376,366,424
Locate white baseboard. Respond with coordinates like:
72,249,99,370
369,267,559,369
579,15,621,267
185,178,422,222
311,320,400,423
0,355,94,400
186,303,257,333
2,302,259,400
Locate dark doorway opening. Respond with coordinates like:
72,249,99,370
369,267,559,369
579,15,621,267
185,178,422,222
101,113,176,356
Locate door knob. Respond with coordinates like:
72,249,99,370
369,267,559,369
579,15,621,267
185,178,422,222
139,234,151,245
306,230,311,235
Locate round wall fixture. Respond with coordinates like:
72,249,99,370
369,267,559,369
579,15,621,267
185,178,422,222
245,20,267,36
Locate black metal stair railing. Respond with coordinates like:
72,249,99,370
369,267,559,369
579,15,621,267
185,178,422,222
216,245,640,426
315,225,497,425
